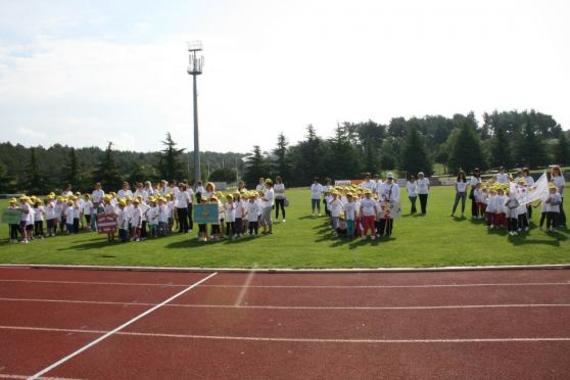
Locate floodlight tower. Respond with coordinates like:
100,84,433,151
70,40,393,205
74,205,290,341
187,41,204,184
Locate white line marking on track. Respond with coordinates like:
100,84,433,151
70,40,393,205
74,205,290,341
1,325,569,345
0,374,83,380
0,279,189,287
26,272,218,380
201,282,570,289
1,298,570,310
234,269,256,306
0,279,569,289
167,303,570,311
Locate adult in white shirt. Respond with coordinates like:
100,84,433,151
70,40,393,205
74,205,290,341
117,182,133,200
274,176,286,223
91,182,105,211
406,175,418,214
195,181,206,195
175,183,191,233
416,171,430,215
469,168,482,218
496,167,510,184
520,168,535,219
185,183,194,231
255,178,265,192
360,173,376,192
261,179,275,234
143,181,155,200
551,165,566,228
310,178,323,216
451,171,468,217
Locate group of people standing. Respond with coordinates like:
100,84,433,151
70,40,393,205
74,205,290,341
310,172,401,240
451,165,566,235
8,177,287,244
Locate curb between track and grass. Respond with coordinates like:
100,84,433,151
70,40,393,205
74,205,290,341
1,263,569,274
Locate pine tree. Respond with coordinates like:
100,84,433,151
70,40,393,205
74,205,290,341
244,145,269,186
555,133,570,165
159,132,185,181
26,148,46,194
514,124,547,169
490,127,511,168
326,124,361,179
272,132,290,180
448,123,486,173
93,142,122,191
399,126,432,176
62,147,79,186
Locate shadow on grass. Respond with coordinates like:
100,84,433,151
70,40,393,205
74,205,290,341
507,230,567,247
298,215,323,220
57,238,124,251
165,234,265,249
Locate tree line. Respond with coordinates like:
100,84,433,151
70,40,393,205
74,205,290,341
1,109,568,193
245,110,569,187
0,133,246,194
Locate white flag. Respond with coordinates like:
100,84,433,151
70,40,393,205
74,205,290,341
514,172,549,206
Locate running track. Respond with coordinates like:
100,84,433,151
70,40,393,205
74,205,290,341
0,267,569,379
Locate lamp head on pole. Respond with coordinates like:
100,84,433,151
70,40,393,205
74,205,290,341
187,40,204,75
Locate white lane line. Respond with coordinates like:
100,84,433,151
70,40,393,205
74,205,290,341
0,375,84,380
27,272,218,380
1,298,570,311
0,279,569,289
234,269,256,307
168,303,570,311
116,332,570,344
0,298,150,306
0,279,189,287
1,325,569,345
201,282,570,289
0,325,104,334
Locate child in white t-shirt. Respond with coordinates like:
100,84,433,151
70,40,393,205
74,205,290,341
344,193,357,239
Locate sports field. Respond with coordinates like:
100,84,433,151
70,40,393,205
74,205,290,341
0,187,568,269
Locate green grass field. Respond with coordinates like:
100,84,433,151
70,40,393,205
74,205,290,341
0,187,568,269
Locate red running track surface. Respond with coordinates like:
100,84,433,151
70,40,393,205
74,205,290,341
0,266,569,379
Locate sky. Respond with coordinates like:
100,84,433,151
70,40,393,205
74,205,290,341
0,0,569,153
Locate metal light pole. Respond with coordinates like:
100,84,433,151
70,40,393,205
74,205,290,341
187,41,204,184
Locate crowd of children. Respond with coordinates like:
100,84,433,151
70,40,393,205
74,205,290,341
315,172,401,240
7,179,278,244
466,168,565,236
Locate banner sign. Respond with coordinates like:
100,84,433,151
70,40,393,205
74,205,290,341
511,172,549,206
194,204,219,224
213,182,228,191
97,214,117,233
1,209,20,224
334,180,352,186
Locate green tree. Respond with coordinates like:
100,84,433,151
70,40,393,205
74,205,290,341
290,125,325,185
26,148,47,194
209,168,237,183
159,132,185,180
93,142,122,191
554,133,570,166
62,147,79,186
400,126,432,176
272,132,291,180
490,127,511,168
244,145,269,186
325,124,361,179
379,138,397,171
513,124,547,169
448,123,486,173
